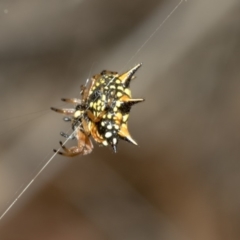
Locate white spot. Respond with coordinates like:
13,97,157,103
107,125,112,130
114,125,120,129
113,138,117,145
105,132,112,138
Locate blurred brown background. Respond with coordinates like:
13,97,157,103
0,0,240,239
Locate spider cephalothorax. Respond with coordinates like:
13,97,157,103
51,63,144,157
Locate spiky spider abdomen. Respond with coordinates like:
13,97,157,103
86,64,144,152
51,63,144,156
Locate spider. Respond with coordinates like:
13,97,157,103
51,63,144,157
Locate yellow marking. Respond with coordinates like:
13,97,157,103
74,110,81,118
101,106,105,111
101,95,106,101
113,107,118,112
96,82,100,86
119,72,129,82
90,102,93,107
117,92,122,97
116,80,120,84
124,88,131,97
116,101,121,107
123,114,129,122
104,86,109,90
110,85,115,89
117,86,123,91
114,125,120,130
107,113,112,119
115,112,122,121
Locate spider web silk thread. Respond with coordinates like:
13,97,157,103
0,129,76,221
106,0,184,87
123,0,184,70
0,0,184,221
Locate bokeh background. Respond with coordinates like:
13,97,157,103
0,0,240,239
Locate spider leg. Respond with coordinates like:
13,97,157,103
53,149,75,157
53,141,78,157
51,107,75,115
63,117,71,122
86,110,106,123
88,121,104,144
81,118,90,135
53,130,93,157
82,76,96,100
80,131,94,155
61,98,82,104
59,141,69,152
60,132,75,140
